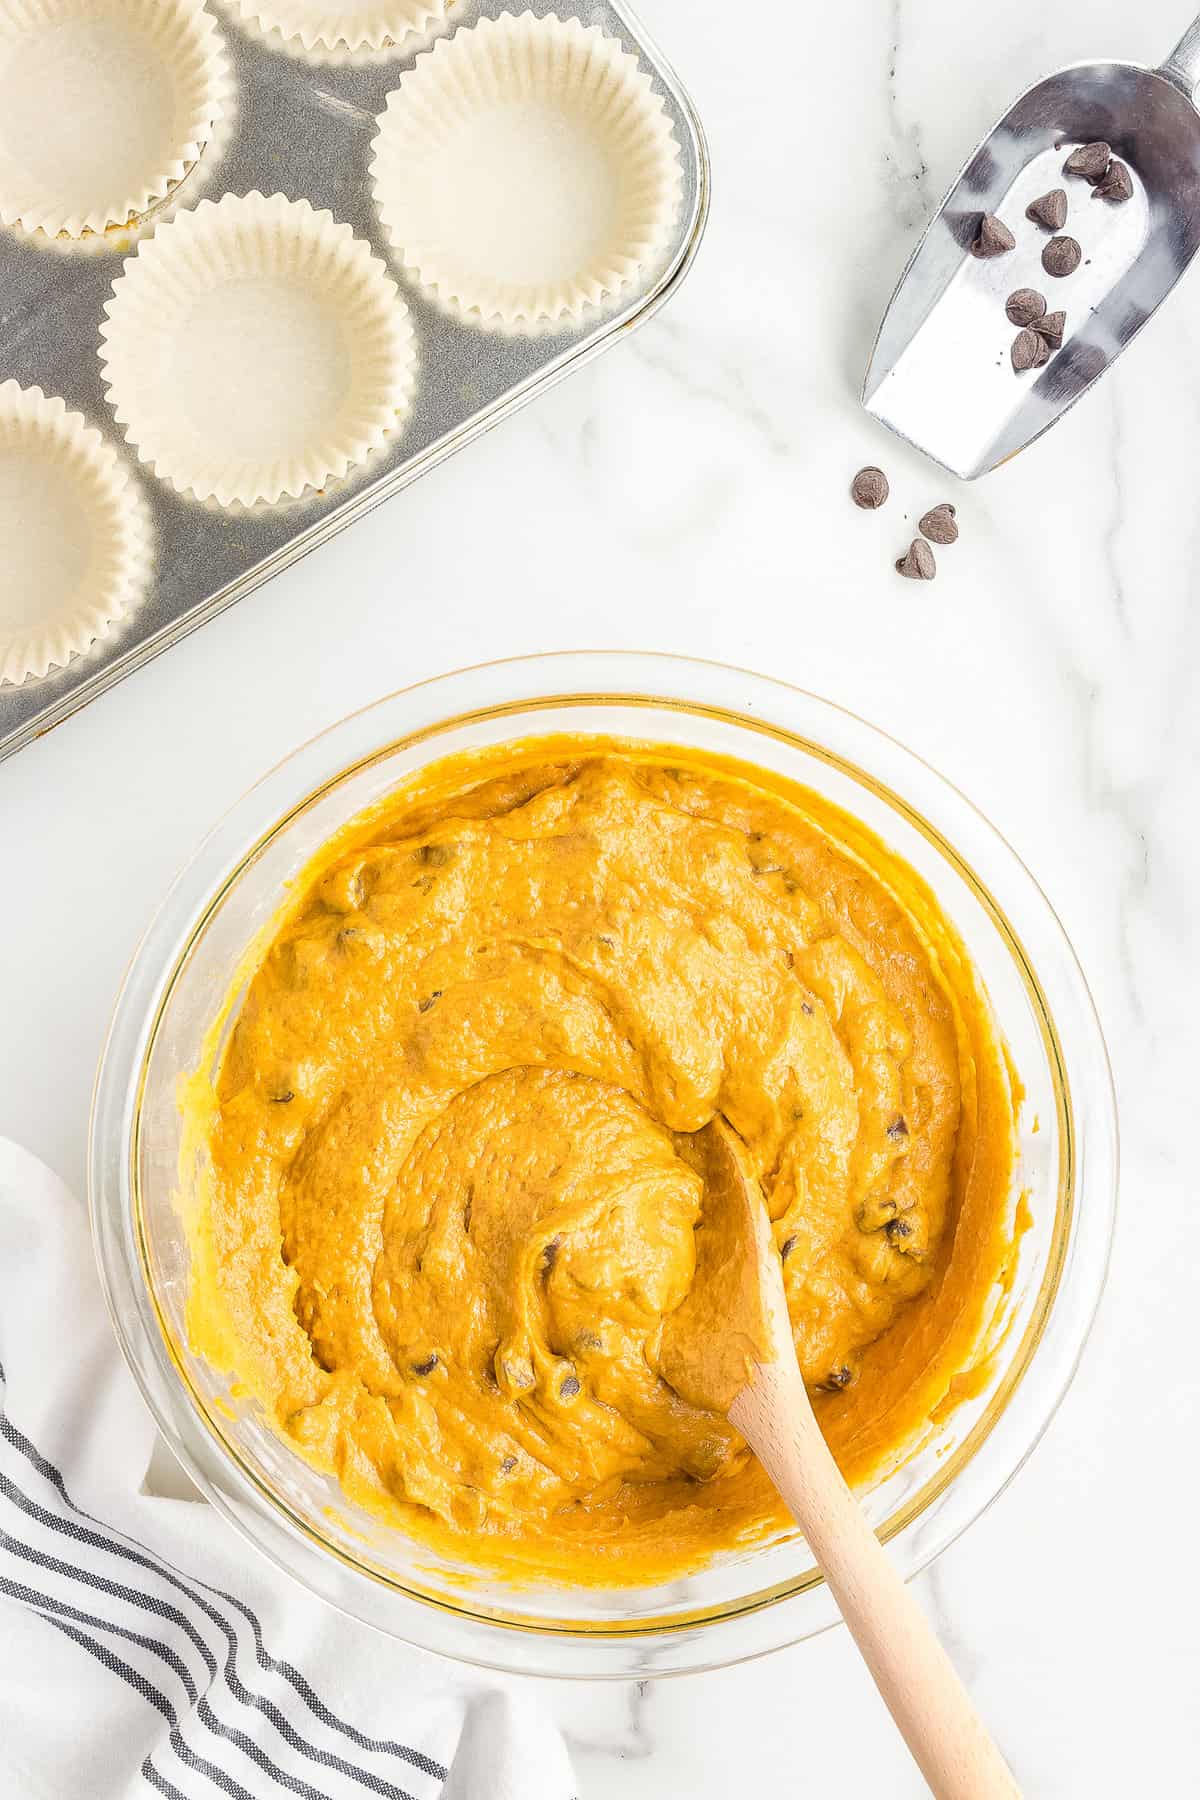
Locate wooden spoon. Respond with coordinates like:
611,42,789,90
660,1118,1021,1800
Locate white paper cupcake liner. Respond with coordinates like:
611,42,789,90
225,0,447,54
369,10,683,331
99,191,418,507
0,381,152,685
0,0,229,239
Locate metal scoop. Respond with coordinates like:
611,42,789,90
863,15,1200,477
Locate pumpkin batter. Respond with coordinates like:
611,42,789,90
185,738,1018,1586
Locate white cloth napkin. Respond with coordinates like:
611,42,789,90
0,1137,576,1800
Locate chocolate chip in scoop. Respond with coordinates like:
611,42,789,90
1033,309,1066,350
1064,140,1111,182
1093,159,1134,203
1042,235,1082,278
970,212,1016,258
1005,287,1047,327
1026,188,1068,230
1011,327,1048,372
919,503,959,546
851,465,889,509
896,539,936,580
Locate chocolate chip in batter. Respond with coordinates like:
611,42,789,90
886,1115,909,1141
824,1366,855,1391
559,1374,582,1401
541,1236,561,1279
1064,140,1111,182
896,538,936,581
886,1217,914,1241
412,1354,439,1376
1042,234,1082,278
418,990,442,1013
851,465,890,509
414,842,452,867
1005,287,1046,327
857,1192,898,1232
1092,158,1133,203
970,212,1016,258
268,1089,295,1104
918,503,958,546
800,1000,813,1015
780,1235,799,1262
499,1455,518,1475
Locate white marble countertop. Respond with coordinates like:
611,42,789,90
3,0,1200,1791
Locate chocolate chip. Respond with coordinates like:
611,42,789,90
1064,141,1111,182
1012,327,1040,373
780,1235,798,1262
1042,235,1081,278
886,1217,914,1241
269,1089,295,1105
1092,159,1133,203
1005,287,1046,327
559,1374,581,1400
1032,309,1066,351
1025,188,1067,230
499,1455,517,1475
886,1115,909,1141
970,212,1016,258
541,1236,561,1279
414,842,451,867
412,1354,438,1376
896,539,936,581
857,1191,897,1231
851,466,889,509
826,1366,855,1390
800,1000,813,1015
417,990,442,1013
918,503,958,546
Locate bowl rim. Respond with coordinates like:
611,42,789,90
89,651,1119,1677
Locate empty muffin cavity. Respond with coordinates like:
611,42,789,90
0,0,228,239
0,382,152,684
369,11,682,330
98,191,418,506
225,0,447,54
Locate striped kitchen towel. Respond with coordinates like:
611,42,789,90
0,1138,576,1800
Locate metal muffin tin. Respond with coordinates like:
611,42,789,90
0,0,708,764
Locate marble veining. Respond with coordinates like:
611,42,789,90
0,0,1197,1793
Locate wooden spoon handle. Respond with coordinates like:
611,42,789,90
731,1361,1021,1800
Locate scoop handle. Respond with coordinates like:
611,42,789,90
1161,14,1200,100
730,1360,1022,1800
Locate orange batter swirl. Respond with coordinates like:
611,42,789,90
185,739,1018,1585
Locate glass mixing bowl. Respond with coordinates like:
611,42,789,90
90,653,1117,1677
